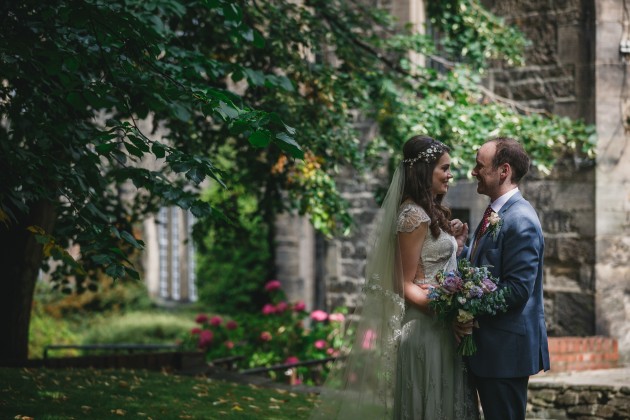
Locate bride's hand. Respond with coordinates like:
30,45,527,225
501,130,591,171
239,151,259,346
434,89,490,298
450,219,469,255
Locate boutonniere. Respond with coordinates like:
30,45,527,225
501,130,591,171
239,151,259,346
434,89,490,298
487,212,503,240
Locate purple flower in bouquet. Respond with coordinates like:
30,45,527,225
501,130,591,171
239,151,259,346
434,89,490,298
442,273,463,293
481,278,497,293
429,259,509,356
467,285,484,299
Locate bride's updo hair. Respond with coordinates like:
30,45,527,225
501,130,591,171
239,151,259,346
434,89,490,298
402,135,452,238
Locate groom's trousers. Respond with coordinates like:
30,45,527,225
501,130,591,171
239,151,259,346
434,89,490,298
475,375,529,420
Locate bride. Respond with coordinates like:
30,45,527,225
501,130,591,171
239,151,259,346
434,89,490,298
311,136,479,419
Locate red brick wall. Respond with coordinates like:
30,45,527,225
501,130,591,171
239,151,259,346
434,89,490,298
548,336,619,372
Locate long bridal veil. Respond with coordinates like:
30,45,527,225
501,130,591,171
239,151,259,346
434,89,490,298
310,164,407,419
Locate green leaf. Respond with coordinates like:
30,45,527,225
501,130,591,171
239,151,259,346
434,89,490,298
121,230,144,249
95,142,118,155
216,101,239,120
126,268,140,280
244,69,266,86
124,142,145,158
223,2,242,22
91,254,112,265
172,103,191,122
151,142,166,159
128,135,150,152
275,133,303,159
105,264,126,279
185,166,206,184
66,92,85,110
248,130,271,147
252,29,265,48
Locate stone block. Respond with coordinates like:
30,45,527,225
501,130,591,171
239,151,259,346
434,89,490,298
596,0,625,23
579,391,602,404
531,388,558,403
609,395,630,417
551,292,595,336
567,404,595,415
558,24,583,64
511,80,548,101
595,23,624,65
557,390,581,405
593,403,616,418
548,78,576,98
341,260,363,279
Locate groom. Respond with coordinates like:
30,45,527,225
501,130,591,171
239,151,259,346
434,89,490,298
463,137,550,420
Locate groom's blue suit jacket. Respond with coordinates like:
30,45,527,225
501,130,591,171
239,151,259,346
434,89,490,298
464,191,550,378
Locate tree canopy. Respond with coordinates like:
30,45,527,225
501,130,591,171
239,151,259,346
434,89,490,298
0,0,595,361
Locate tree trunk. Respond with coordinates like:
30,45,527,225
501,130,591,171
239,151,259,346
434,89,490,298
0,200,56,364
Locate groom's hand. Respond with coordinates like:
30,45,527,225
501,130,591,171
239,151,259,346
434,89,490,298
452,319,475,345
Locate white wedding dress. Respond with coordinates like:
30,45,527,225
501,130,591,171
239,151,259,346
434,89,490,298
393,202,479,419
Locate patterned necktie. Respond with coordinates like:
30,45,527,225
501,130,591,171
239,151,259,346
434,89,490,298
475,205,494,243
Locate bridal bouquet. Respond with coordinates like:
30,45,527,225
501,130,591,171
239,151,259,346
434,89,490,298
428,259,509,356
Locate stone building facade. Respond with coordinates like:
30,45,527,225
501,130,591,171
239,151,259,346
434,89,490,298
275,0,630,363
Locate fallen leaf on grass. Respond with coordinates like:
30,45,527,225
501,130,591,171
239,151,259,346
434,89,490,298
269,397,285,403
242,396,255,401
14,416,34,420
111,408,126,415
81,405,92,412
212,398,228,406
269,405,280,410
231,405,243,411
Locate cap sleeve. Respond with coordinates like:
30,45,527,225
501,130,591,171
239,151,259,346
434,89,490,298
397,203,430,233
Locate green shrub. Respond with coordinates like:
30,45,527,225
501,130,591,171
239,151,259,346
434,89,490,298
35,276,153,318
194,188,271,314
29,301,82,359
83,311,196,346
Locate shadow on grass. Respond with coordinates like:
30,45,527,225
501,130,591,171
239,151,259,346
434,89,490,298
0,367,318,419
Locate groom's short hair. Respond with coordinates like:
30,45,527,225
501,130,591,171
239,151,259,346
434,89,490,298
489,137,530,184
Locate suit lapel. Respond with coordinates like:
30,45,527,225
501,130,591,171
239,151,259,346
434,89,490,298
469,191,523,263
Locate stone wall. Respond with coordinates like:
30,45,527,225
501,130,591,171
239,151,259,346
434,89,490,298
479,0,599,338
481,0,630,364
481,0,595,120
593,0,630,365
527,382,630,419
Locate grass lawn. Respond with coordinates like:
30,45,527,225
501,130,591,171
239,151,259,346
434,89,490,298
0,367,318,419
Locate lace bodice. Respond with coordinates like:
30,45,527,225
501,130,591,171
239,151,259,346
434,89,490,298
397,201,457,284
